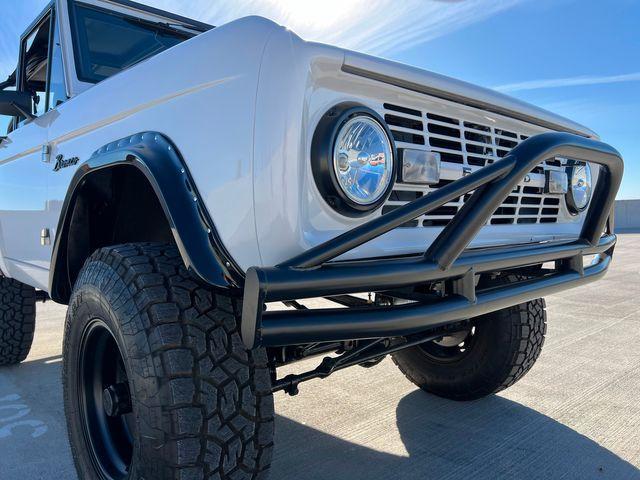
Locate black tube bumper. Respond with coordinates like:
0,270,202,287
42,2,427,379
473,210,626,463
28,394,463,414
241,132,624,349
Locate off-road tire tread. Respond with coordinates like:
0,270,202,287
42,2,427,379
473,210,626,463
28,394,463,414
0,278,36,366
63,243,274,480
393,278,546,401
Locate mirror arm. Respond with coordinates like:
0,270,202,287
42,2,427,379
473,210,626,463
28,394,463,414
11,101,35,121
0,70,17,91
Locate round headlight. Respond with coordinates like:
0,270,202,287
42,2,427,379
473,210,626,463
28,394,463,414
333,116,394,206
311,104,397,216
566,162,592,214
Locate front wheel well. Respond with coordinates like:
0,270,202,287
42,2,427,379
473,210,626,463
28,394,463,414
51,165,174,303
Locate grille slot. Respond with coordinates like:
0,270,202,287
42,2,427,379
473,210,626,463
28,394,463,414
382,103,567,227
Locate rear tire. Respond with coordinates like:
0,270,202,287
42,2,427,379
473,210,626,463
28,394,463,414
63,243,274,480
0,277,36,366
392,276,547,401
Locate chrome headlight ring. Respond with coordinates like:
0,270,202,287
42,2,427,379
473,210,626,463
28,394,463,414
311,103,397,217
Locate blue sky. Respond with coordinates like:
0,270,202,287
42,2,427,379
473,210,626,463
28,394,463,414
1,0,638,198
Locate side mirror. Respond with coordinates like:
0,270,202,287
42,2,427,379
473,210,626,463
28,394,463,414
0,91,34,120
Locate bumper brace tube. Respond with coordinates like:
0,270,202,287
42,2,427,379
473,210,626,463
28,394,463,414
257,254,610,347
242,132,624,349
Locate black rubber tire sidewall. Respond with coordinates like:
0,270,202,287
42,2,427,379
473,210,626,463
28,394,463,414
63,283,145,479
393,276,547,401
63,244,275,480
0,277,36,366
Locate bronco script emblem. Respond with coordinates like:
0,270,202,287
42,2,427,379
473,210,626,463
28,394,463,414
53,154,80,172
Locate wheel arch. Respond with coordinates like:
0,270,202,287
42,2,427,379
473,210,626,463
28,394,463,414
49,132,243,303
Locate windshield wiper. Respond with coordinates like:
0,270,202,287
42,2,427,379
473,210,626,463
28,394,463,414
122,16,201,38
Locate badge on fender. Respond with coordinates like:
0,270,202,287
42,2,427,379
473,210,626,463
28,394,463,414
53,154,80,172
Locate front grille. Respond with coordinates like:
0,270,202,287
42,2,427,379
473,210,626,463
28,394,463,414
381,103,566,227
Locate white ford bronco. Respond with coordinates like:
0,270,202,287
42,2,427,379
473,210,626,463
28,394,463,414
0,1,624,479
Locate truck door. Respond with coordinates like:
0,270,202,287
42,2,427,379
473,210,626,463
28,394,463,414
0,7,64,290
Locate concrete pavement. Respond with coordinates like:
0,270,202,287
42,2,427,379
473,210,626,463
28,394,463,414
1,234,639,479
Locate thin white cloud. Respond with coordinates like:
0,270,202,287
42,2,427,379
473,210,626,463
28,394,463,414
494,72,640,93
0,24,20,76
0,1,51,77
1,0,524,75
0,0,524,77
146,0,524,56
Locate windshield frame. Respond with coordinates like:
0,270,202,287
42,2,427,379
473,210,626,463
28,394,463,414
95,0,212,33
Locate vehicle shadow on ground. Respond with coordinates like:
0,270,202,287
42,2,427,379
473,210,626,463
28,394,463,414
0,354,64,406
272,390,640,480
0,355,78,480
2,357,639,480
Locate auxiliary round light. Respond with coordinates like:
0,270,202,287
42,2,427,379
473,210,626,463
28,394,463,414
332,116,394,206
566,161,592,214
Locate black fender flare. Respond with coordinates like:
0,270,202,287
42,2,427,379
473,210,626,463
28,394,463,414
49,132,244,303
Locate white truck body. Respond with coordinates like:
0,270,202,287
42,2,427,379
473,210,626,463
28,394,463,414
0,0,596,294
0,3,624,477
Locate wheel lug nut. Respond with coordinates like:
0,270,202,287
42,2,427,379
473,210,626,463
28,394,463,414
102,383,132,417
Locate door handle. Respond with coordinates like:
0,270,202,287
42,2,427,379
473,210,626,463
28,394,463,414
40,228,51,246
41,144,51,163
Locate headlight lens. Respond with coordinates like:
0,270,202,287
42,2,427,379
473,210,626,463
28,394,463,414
332,116,394,206
566,162,592,213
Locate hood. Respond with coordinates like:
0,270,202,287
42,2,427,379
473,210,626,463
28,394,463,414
341,50,598,139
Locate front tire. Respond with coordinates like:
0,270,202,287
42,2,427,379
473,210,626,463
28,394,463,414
63,243,274,480
0,277,36,366
392,276,547,401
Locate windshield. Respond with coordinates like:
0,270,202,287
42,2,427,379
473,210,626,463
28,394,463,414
68,2,196,83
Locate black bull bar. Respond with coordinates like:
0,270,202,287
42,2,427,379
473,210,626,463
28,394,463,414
241,132,623,349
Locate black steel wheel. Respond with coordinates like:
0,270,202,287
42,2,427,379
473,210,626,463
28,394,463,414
77,319,134,479
63,243,274,480
392,275,547,401
416,326,477,364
